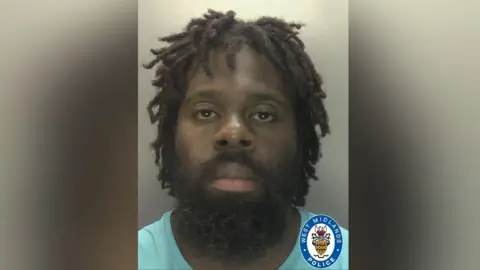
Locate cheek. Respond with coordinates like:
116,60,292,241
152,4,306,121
256,127,297,162
174,119,215,166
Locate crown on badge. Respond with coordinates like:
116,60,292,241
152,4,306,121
315,225,327,236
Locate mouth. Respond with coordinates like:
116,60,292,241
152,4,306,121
209,162,258,192
211,178,256,192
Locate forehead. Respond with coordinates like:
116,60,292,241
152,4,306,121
186,46,289,100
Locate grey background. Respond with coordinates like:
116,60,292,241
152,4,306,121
138,0,348,229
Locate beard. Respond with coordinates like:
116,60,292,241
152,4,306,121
168,148,300,265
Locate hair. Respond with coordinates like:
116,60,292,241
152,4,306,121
144,9,330,207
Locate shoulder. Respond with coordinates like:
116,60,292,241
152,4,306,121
138,211,173,244
138,212,173,269
138,222,159,252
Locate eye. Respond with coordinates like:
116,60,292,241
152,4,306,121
195,109,218,120
251,112,275,122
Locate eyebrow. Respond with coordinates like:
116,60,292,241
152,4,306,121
185,90,217,101
184,88,288,106
249,93,287,105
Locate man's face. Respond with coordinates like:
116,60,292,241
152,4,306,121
173,46,298,204
169,45,300,262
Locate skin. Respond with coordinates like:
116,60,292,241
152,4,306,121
177,45,297,178
172,46,301,269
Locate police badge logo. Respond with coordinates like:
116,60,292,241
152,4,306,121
300,214,343,268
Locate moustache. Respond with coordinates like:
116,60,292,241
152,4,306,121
199,151,273,185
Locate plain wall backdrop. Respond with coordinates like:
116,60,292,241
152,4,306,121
138,0,349,229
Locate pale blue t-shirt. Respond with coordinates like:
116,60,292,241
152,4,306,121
138,208,348,269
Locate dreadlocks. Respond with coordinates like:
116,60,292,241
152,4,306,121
144,9,330,207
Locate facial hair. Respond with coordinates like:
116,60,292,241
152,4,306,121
169,149,300,265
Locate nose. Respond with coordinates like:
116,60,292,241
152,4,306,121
214,115,255,151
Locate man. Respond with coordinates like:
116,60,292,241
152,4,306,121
139,9,348,270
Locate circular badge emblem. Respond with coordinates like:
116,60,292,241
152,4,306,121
299,214,343,268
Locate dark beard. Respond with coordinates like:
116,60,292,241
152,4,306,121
169,150,299,265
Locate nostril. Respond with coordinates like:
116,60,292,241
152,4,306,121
240,140,251,147
217,139,228,147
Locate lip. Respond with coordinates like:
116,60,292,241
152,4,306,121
211,178,256,192
209,163,258,192
214,162,256,179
